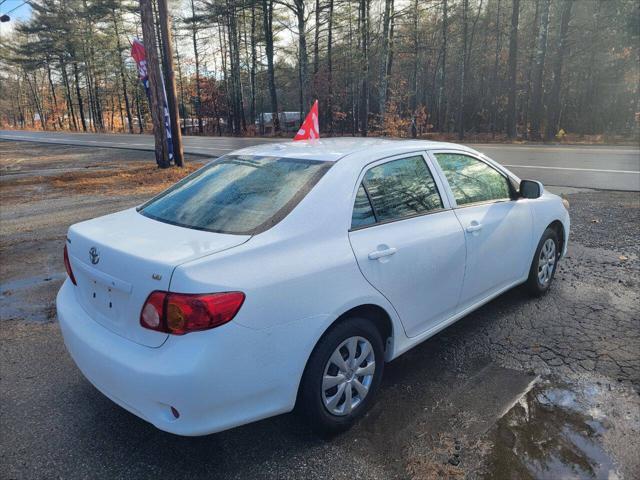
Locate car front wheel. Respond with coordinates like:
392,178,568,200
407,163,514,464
298,317,384,434
526,227,560,296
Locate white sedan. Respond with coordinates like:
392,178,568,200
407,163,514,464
57,139,570,435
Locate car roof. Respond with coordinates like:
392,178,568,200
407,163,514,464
229,138,479,162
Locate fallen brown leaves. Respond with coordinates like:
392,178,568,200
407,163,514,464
1,162,204,203
48,163,203,196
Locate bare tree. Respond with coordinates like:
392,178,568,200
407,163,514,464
262,0,280,133
544,0,573,141
529,0,551,141
359,0,370,136
506,0,520,138
457,0,469,140
378,0,394,116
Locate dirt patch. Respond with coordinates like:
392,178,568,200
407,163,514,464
11,163,201,198
0,141,206,318
0,141,205,203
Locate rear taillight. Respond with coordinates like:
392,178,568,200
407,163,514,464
63,244,77,285
140,291,245,335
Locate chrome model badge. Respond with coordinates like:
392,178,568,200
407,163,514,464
89,247,100,265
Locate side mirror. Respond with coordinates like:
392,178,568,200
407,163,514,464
519,179,544,199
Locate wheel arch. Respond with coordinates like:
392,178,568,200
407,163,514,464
294,302,396,406
547,219,566,254
315,303,396,361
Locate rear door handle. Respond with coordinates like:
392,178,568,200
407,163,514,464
465,222,483,233
368,247,397,260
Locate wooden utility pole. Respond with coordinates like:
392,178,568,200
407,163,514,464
157,0,184,166
140,0,170,168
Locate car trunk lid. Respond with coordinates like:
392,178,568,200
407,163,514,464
66,208,250,347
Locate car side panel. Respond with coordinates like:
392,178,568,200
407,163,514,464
452,200,534,308
529,191,571,257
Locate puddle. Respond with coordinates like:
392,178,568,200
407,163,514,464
0,272,66,294
0,274,65,322
484,377,640,479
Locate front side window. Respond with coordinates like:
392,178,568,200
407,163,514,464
434,153,511,206
351,155,443,227
140,155,330,234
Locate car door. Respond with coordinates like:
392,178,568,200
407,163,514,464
430,151,533,309
348,153,467,338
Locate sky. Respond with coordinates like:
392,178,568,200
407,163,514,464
0,0,31,37
0,0,31,20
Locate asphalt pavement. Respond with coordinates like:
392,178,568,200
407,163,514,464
1,130,638,191
1,141,639,479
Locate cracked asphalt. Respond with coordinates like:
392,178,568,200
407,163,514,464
0,141,639,479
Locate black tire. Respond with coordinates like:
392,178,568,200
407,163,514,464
298,317,385,435
526,227,560,296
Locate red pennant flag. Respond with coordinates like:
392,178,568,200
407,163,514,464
293,100,320,141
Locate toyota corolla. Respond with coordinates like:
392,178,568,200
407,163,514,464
57,138,570,435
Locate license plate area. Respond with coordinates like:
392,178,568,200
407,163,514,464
87,279,126,322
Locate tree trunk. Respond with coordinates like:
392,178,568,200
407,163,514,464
60,58,78,131
313,0,321,99
490,0,502,137
189,0,204,133
173,21,186,125
26,72,47,130
158,0,184,166
226,1,246,135
295,0,310,117
135,85,144,133
457,0,468,140
438,0,448,131
72,62,87,131
85,71,97,132
378,0,393,116
529,0,550,141
523,0,540,139
113,11,134,134
506,0,520,138
411,0,419,111
250,4,257,124
326,0,334,132
544,0,572,141
140,0,170,167
359,0,369,136
262,0,280,133
219,20,233,134
46,59,63,130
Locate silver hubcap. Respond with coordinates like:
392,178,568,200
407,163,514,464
322,336,375,416
538,238,557,286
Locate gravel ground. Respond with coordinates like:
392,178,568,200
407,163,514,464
0,141,638,479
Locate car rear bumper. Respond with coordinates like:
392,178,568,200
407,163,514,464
56,280,298,436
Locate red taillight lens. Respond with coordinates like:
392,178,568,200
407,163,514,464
63,244,77,285
140,291,245,335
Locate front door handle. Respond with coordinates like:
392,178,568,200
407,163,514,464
368,247,397,260
465,222,483,233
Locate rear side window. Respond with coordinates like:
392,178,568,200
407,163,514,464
140,155,330,234
351,184,376,228
435,153,511,206
351,155,443,227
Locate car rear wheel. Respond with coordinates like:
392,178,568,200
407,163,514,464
298,317,384,435
526,227,560,296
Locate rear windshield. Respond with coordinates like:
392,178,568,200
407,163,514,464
139,155,330,235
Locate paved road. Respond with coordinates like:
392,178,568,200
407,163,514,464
1,130,639,191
